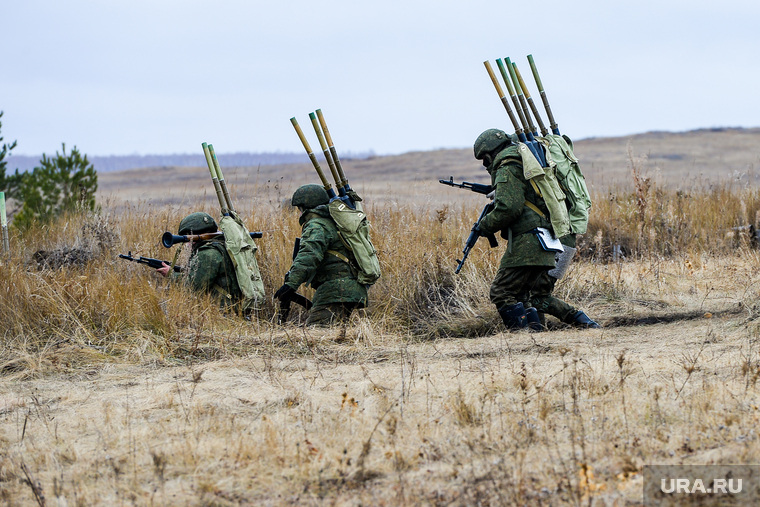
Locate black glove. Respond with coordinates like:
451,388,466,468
274,284,296,302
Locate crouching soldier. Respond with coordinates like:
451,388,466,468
157,211,243,310
275,184,368,325
472,128,598,331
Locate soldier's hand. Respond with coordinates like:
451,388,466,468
156,262,171,277
274,284,296,302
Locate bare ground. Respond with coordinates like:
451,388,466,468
2,255,760,505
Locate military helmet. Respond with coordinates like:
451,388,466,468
291,184,329,209
473,128,512,161
178,212,217,235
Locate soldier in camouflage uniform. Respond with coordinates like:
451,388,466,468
473,128,598,331
274,184,368,326
157,212,243,309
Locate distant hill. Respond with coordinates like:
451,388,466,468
5,150,376,173
96,127,760,207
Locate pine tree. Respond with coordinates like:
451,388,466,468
13,143,98,229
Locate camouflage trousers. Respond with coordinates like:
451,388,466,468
306,302,360,326
490,266,576,321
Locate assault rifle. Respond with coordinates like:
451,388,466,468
119,252,183,272
438,177,493,196
162,231,263,248
279,237,313,324
439,177,498,274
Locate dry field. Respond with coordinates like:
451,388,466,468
2,129,760,505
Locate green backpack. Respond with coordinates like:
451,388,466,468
517,141,572,239
328,200,381,285
218,210,266,310
544,134,592,235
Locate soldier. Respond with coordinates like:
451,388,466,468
274,184,368,325
472,128,598,331
156,211,242,309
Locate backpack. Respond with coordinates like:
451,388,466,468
327,200,381,285
217,210,265,310
516,141,572,239
544,134,592,235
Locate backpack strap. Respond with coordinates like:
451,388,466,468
529,178,542,198
326,249,351,264
326,249,359,276
524,200,547,220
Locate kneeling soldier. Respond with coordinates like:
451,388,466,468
157,212,242,309
473,128,597,331
275,184,368,325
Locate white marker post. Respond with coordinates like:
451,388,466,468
0,191,9,256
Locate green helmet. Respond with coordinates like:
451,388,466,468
291,184,329,209
473,128,512,161
178,212,217,235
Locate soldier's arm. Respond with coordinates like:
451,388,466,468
286,222,330,289
479,163,526,234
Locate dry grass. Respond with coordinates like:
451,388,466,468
3,135,760,504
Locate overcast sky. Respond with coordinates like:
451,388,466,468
2,0,758,157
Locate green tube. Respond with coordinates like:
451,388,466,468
508,58,537,135
527,54,559,134
290,117,333,194
202,142,227,213
208,144,235,212
309,112,341,189
316,109,349,188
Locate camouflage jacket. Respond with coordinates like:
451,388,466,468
172,238,242,307
285,205,368,308
479,144,557,268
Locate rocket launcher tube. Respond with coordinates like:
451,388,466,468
527,54,559,135
507,57,537,137
483,60,523,137
497,59,529,136
513,62,548,136
315,109,349,190
290,117,336,199
202,142,229,214
208,144,235,212
506,58,547,166
309,112,343,193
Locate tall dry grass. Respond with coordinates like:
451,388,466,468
2,172,760,378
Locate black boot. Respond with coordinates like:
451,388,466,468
498,302,529,331
525,306,544,332
566,310,601,329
